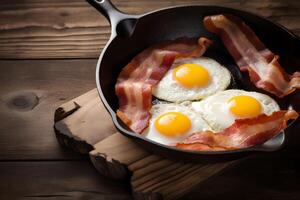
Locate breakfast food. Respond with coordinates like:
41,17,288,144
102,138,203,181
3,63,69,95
115,14,299,152
116,37,212,133
152,57,231,102
204,14,300,97
190,89,280,131
142,103,211,145
177,110,298,151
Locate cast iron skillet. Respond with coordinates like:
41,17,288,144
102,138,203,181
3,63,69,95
87,0,300,162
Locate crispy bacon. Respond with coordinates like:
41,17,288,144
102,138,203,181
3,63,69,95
176,110,298,151
116,37,212,133
204,14,300,97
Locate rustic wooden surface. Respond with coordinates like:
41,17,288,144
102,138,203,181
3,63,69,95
54,89,236,199
0,0,300,199
0,59,97,160
91,134,235,200
0,0,299,59
0,161,132,200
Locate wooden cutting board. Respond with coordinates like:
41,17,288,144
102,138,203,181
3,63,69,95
54,89,240,200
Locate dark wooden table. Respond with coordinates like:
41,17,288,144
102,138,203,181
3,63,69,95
1,0,300,199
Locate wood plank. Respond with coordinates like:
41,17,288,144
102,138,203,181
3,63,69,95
0,161,132,200
0,0,299,59
54,89,117,154
0,59,97,160
90,133,234,200
53,90,236,199
185,154,300,200
53,89,300,199
54,89,116,143
0,156,299,200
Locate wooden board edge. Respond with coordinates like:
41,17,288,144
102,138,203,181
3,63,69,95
89,152,132,181
89,152,165,199
54,102,81,122
54,125,93,154
53,89,98,154
54,89,98,122
51,88,248,199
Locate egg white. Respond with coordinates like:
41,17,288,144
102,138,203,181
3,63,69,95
152,57,231,102
142,103,211,145
190,89,280,132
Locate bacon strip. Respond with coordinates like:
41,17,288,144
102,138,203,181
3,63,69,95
204,14,300,97
176,110,298,151
116,37,212,133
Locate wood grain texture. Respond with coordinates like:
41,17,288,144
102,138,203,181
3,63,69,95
0,161,131,200
54,90,236,199
54,89,117,154
91,134,234,200
1,1,300,199
0,0,299,59
54,90,300,200
0,59,97,160
185,154,300,200
1,151,299,200
55,89,116,146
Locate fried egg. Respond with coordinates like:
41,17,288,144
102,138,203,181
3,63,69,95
152,57,231,102
142,103,211,145
190,89,280,131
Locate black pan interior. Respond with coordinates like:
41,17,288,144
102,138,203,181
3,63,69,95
97,5,300,161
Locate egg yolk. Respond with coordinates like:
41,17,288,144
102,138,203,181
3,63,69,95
154,112,191,137
228,95,262,118
173,63,210,88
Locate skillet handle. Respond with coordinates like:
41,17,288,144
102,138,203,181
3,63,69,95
86,0,139,37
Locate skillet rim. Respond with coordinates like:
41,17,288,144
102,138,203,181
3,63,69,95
95,4,300,156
